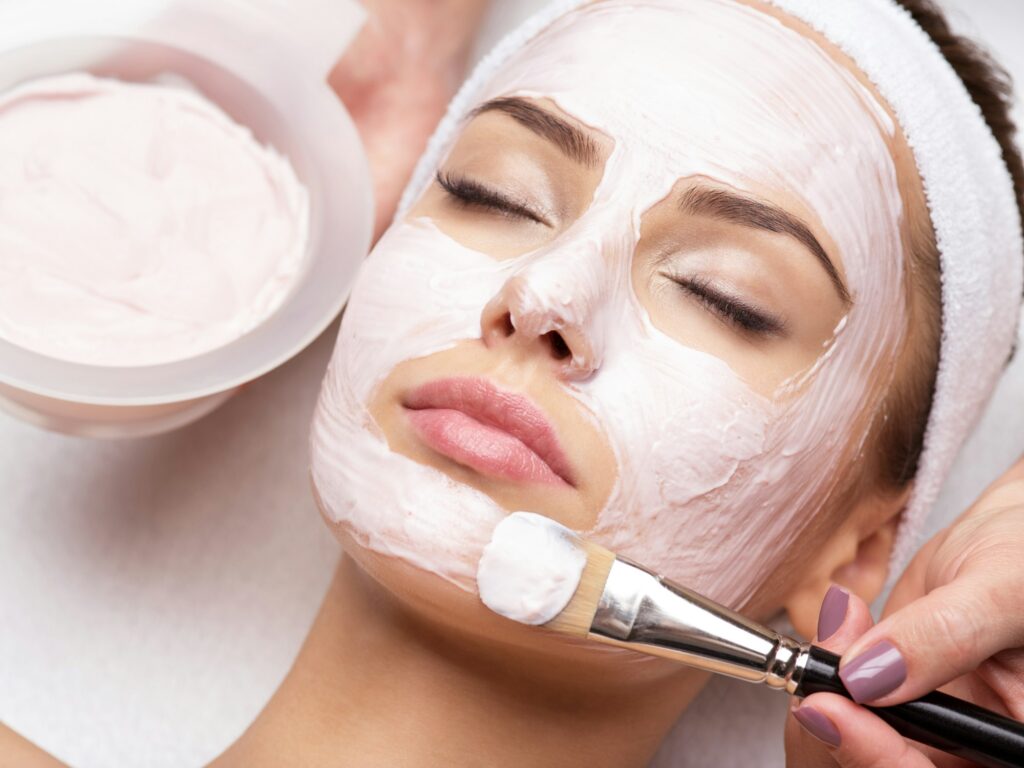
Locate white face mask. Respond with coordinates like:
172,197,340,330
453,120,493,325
311,0,906,609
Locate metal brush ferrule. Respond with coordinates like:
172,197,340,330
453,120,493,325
590,558,810,693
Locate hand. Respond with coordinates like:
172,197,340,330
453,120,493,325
329,0,489,242
785,457,1024,766
0,722,66,766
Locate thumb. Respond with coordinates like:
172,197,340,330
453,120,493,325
838,567,1024,705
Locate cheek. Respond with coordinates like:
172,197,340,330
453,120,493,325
577,312,775,602
333,217,512,404
581,314,771,509
309,217,524,592
578,295,873,610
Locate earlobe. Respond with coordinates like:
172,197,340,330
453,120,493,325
831,508,901,604
783,524,859,639
784,487,909,639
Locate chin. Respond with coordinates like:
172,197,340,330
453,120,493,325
320,508,680,683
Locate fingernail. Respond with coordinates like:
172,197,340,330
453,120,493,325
816,585,849,641
793,705,841,748
840,640,907,703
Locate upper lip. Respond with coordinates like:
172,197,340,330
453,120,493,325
402,376,576,487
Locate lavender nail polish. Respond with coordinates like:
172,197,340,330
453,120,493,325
840,640,907,703
817,585,849,641
793,706,842,748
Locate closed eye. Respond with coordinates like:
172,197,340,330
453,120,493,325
436,171,551,226
663,272,786,337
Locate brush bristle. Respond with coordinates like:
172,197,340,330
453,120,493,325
544,538,616,637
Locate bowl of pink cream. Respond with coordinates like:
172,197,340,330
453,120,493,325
0,0,373,437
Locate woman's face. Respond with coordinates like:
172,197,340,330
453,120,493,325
311,0,918,634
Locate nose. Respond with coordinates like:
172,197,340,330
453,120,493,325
480,267,604,381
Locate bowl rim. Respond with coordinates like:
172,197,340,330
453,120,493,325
0,35,373,406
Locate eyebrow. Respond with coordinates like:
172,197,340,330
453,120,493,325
679,185,851,305
469,96,601,167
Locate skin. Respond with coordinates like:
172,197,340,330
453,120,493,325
329,0,491,242
786,457,1024,767
4,2,1020,766
216,3,952,767
369,344,618,529
0,723,65,767
347,0,931,638
406,108,850,393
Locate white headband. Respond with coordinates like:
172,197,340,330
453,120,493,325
395,0,1024,581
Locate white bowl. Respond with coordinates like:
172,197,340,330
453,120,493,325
0,0,373,437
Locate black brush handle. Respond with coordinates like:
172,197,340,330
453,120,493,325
795,646,1024,768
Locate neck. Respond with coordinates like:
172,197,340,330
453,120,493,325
213,555,708,768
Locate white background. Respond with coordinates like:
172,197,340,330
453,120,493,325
1,1,1022,766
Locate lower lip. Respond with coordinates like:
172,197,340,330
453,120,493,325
405,407,569,486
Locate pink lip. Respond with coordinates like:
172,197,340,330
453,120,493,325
402,377,575,487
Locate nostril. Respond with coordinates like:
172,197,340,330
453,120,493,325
544,331,572,361
500,312,515,338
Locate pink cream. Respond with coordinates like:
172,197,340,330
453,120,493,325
311,0,907,609
0,73,309,366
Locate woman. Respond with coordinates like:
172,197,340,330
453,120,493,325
5,0,1022,765
217,0,1024,766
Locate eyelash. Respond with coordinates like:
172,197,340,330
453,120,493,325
664,273,785,337
436,171,549,225
437,170,781,337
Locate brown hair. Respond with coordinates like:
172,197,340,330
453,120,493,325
872,0,1024,489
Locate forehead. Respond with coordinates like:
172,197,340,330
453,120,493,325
481,0,895,162
483,0,892,148
470,0,902,293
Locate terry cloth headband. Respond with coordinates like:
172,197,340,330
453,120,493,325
395,0,1024,583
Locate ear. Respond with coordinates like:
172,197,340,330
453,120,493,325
783,484,911,640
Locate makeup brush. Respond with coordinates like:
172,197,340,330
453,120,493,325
476,512,1024,768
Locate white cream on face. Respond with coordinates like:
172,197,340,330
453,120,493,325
477,511,587,625
311,0,906,608
0,73,309,366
